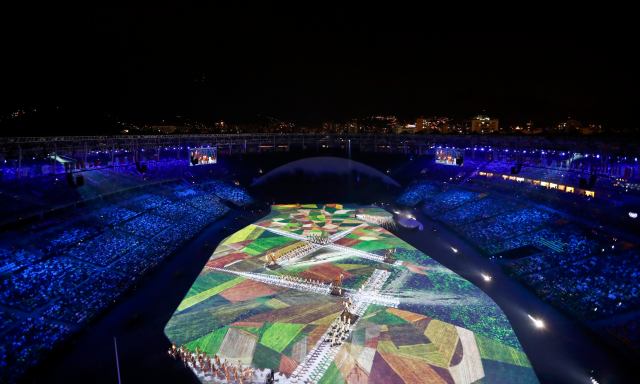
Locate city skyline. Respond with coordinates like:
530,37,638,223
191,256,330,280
1,5,638,135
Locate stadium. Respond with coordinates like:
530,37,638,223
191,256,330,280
3,5,639,383
0,134,638,383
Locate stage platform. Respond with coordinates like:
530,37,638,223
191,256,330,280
164,204,538,383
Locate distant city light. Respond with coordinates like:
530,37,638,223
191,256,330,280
527,314,545,329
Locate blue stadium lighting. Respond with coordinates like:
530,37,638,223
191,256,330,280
1,133,639,383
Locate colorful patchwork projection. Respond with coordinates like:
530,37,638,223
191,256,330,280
165,204,538,383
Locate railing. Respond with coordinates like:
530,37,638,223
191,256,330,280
0,133,634,155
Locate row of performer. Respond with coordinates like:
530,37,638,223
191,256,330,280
308,233,330,245
272,242,319,263
278,274,328,287
168,344,259,383
323,312,354,347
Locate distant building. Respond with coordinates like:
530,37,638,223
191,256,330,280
415,117,451,133
347,120,359,134
511,120,542,135
470,115,499,134
580,123,603,135
355,116,398,134
151,125,178,134
397,123,416,134
416,117,428,132
555,118,582,134
214,120,226,133
554,118,602,135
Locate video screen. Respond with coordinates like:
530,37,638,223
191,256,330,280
189,147,217,166
435,148,463,166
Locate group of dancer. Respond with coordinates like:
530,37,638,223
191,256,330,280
279,274,327,289
275,242,318,264
324,300,355,347
355,213,393,226
168,344,255,383
308,232,330,245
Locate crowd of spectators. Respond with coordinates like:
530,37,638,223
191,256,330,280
0,317,72,378
505,226,599,274
0,178,250,382
520,250,640,320
199,180,253,206
0,158,239,226
439,195,520,225
0,248,43,274
458,208,556,254
395,181,440,206
422,189,480,216
92,206,138,226
397,181,640,352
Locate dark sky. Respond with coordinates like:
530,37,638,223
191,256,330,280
1,4,638,131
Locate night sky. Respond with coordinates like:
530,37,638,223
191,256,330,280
1,5,638,132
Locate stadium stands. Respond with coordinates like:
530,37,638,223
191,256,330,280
398,180,640,352
0,173,251,382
